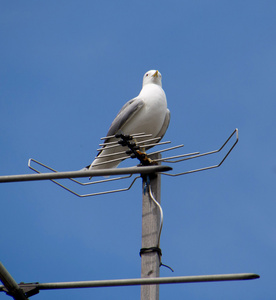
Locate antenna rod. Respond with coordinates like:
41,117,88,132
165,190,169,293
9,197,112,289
0,273,260,292
0,262,29,300
0,165,172,183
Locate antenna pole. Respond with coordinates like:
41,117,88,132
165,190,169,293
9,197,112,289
0,262,29,300
141,153,161,300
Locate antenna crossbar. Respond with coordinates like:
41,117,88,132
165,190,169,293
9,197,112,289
0,161,171,182
0,272,260,294
0,159,171,197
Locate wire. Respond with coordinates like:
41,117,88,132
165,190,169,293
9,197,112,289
148,183,163,248
146,179,174,272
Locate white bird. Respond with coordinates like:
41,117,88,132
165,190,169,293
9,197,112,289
88,70,170,170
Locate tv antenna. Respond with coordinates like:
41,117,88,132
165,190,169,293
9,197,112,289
0,128,260,300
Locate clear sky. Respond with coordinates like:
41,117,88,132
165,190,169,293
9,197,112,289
1,1,275,299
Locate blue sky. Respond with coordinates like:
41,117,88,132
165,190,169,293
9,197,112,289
1,1,276,299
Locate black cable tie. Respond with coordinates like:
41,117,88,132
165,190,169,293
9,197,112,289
139,247,174,272
115,133,132,140
114,133,153,166
118,140,127,146
139,247,162,257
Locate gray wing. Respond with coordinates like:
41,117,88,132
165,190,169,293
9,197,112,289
143,109,170,151
155,109,170,141
105,97,145,139
88,98,145,168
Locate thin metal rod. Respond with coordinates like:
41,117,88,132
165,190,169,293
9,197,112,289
98,133,154,150
97,143,125,151
161,129,239,176
0,164,172,183
100,132,150,140
27,160,159,197
99,140,122,146
148,144,185,156
0,262,29,300
95,141,171,160
135,137,162,145
92,154,131,166
160,128,238,164
29,158,133,186
94,142,169,166
45,175,140,198
0,273,259,292
94,141,169,167
138,141,171,149
152,150,200,161
95,150,128,158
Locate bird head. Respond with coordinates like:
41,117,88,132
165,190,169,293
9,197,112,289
142,70,162,87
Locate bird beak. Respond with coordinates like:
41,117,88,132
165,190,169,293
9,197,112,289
152,70,159,77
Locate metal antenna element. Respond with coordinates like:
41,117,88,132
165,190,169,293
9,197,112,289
28,159,154,197
24,133,172,197
159,128,239,176
24,129,239,197
0,259,259,295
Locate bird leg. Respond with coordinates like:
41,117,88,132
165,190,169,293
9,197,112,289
134,150,157,166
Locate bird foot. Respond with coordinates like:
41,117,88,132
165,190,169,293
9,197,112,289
135,150,157,166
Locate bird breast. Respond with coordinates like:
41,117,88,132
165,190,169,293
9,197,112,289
121,84,167,137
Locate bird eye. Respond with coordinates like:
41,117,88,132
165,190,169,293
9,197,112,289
145,74,149,77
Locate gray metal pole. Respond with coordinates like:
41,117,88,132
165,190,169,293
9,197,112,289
0,262,29,300
141,153,161,300
0,273,260,292
0,165,172,183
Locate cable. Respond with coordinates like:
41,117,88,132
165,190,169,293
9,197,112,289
143,178,174,272
148,183,163,248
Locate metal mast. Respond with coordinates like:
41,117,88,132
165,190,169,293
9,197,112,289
140,153,161,300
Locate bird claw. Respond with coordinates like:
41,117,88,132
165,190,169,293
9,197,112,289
136,150,157,166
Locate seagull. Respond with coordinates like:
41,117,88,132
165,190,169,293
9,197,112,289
88,70,170,170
